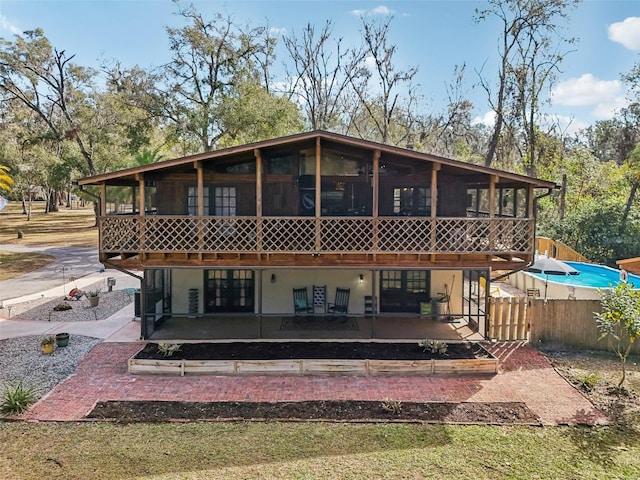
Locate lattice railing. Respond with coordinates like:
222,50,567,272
262,217,316,252
100,216,534,256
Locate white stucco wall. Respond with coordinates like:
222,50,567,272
171,269,205,314
430,270,463,314
261,269,371,315
166,268,466,315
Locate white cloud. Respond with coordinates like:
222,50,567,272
551,74,622,107
608,17,640,51
351,5,394,17
0,15,20,35
544,115,590,136
269,26,287,36
364,55,377,70
551,74,630,122
371,6,393,16
471,110,496,127
592,96,629,119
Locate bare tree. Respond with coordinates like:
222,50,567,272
475,0,579,171
354,16,418,144
283,20,365,131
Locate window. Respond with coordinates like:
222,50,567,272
393,187,430,215
214,187,236,216
187,187,209,216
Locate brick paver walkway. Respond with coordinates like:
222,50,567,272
23,341,607,426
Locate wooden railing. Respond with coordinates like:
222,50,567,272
99,215,534,256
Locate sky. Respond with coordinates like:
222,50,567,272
0,0,639,135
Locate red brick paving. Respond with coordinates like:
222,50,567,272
22,341,608,425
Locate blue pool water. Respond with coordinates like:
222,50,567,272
528,261,640,289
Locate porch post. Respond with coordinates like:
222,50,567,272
430,163,440,259
528,185,536,256
257,269,263,338
254,149,263,255
99,183,106,216
136,175,145,258
488,175,498,250
136,174,145,215
195,161,204,254
372,149,380,258
315,137,321,252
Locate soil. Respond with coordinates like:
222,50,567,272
91,341,528,424
134,341,492,361
541,347,640,425
87,400,539,424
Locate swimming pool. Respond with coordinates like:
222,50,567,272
528,261,640,288
508,261,640,299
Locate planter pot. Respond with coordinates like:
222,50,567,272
41,343,55,355
88,296,99,307
55,333,70,347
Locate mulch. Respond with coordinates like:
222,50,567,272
134,341,493,361
87,400,540,424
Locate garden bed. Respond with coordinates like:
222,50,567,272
129,341,498,376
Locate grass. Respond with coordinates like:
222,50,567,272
0,201,96,281
0,422,638,480
0,201,97,248
0,251,56,281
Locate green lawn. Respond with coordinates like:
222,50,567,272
1,422,639,479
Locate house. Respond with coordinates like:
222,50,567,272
78,130,556,340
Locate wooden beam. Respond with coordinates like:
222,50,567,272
489,175,498,217
372,149,381,259
99,183,106,216
430,163,441,261
315,137,321,251
195,161,204,217
136,174,145,217
255,148,263,257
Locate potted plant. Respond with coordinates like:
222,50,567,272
87,288,101,307
55,332,70,347
40,336,55,355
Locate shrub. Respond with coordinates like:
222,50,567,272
1,381,37,415
381,399,402,414
594,282,640,388
419,338,448,355
576,373,599,392
157,343,182,357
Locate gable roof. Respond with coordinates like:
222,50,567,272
78,130,557,189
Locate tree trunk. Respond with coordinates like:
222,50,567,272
619,180,639,235
558,174,567,221
48,189,59,213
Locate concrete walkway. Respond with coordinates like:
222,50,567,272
0,244,106,302
0,245,609,426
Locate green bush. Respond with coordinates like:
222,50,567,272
576,373,599,392
1,381,37,415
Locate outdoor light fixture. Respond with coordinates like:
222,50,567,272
271,274,276,283
359,274,364,283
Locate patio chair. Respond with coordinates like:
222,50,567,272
327,287,350,319
293,287,313,317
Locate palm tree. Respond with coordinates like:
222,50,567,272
134,146,165,166
0,165,14,192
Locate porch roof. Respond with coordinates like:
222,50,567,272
78,130,557,189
